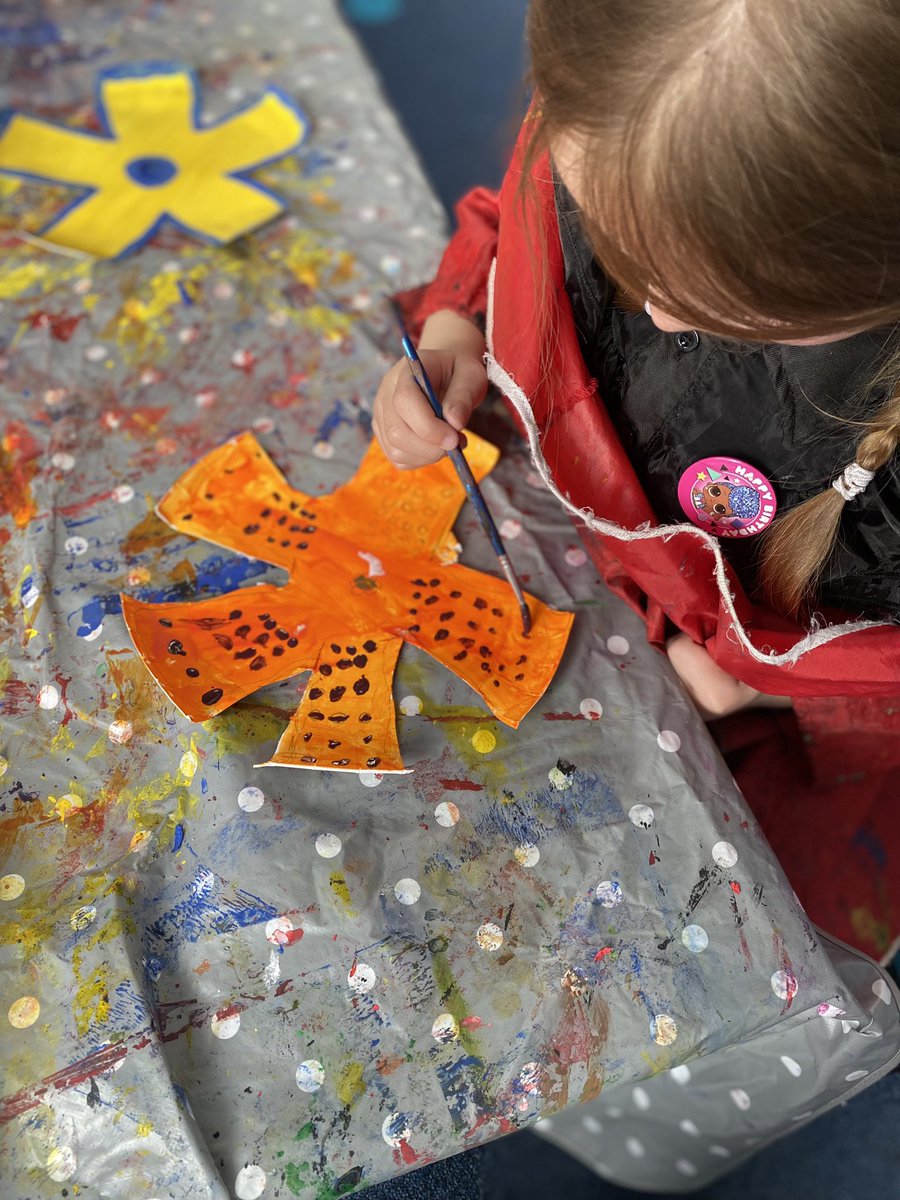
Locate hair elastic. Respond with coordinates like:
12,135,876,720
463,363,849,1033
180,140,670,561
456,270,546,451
832,461,876,502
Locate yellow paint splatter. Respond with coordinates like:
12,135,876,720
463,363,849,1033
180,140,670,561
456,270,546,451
336,1060,366,1107
136,1120,153,1138
71,959,111,1037
52,792,84,821
471,729,497,755
329,872,357,918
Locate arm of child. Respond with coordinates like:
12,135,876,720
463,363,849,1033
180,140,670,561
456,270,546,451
373,308,488,469
666,632,793,720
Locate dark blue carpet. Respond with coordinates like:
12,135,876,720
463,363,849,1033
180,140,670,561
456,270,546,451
341,0,529,211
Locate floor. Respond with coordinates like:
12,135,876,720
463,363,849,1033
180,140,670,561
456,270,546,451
342,3,899,1196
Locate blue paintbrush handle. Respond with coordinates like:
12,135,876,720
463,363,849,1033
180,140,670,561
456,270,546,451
400,336,506,557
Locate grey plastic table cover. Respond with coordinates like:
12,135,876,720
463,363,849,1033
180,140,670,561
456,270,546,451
0,3,898,1199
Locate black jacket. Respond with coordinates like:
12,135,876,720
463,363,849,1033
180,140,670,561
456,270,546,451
556,181,900,619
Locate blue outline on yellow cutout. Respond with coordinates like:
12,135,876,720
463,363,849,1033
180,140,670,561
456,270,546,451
0,62,310,258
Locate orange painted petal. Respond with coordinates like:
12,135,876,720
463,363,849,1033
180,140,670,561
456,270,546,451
121,586,318,719
391,562,574,728
156,432,320,571
263,635,406,772
319,432,499,559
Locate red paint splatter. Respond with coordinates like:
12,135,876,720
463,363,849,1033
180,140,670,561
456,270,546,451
542,712,583,721
594,947,613,962
28,310,83,341
730,880,742,894
460,1016,483,1030
396,1139,419,1166
439,778,483,792
648,851,657,865
282,927,304,946
214,1002,244,1022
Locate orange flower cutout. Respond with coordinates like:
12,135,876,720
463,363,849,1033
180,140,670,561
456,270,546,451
121,432,573,773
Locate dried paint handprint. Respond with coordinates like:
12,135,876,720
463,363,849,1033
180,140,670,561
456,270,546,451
121,432,573,773
0,64,307,257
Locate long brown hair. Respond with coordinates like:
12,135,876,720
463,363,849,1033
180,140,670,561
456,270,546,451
524,0,900,616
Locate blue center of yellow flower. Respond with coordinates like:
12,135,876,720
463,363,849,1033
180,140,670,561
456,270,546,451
126,156,177,187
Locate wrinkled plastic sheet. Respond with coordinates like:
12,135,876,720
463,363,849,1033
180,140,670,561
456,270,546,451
1,3,898,1199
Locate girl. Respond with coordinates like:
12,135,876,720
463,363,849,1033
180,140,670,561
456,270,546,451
373,0,900,729
373,1,900,957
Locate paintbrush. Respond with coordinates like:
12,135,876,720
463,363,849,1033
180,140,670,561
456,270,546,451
387,301,531,636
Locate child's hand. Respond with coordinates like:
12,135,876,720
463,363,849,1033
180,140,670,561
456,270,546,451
666,633,793,720
373,309,488,470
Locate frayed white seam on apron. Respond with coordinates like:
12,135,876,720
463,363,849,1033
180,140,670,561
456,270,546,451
484,257,887,668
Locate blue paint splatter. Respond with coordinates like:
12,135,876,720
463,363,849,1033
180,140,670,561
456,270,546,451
172,824,185,851
72,551,273,637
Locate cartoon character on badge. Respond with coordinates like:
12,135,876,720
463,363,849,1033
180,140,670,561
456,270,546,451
677,456,778,538
695,478,761,525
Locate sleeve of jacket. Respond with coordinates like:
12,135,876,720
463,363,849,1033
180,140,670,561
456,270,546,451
398,187,501,338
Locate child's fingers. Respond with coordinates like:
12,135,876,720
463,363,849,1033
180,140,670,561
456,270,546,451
393,381,459,451
372,410,447,469
441,357,489,431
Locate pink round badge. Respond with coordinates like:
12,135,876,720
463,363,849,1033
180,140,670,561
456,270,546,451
677,456,777,538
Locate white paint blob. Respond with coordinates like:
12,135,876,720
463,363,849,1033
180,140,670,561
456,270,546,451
845,1070,869,1082
629,804,654,829
730,1088,751,1111
625,1137,645,1159
679,1119,701,1137
514,843,540,868
358,770,383,788
381,1112,415,1148
38,685,60,710
499,518,522,539
564,546,587,567
651,1014,678,1046
434,801,460,827
595,880,624,908
548,763,574,790
84,343,107,361
295,1060,325,1092
211,1011,241,1040
606,635,630,656
52,452,76,472
709,1145,731,1158
771,969,798,1002
313,440,334,460
399,695,423,716
681,925,709,953
315,833,342,859
113,485,135,503
579,697,603,721
238,786,265,812
0,874,25,901
712,841,738,869
632,1087,650,1110
234,1164,267,1199
431,1013,459,1044
65,536,89,556
657,730,682,753
265,916,294,945
348,962,376,994
582,1115,603,1135
670,1064,691,1085
46,1146,77,1182
872,979,892,1006
676,1160,698,1178
476,922,504,952
394,878,421,905
780,1055,802,1077
107,720,133,744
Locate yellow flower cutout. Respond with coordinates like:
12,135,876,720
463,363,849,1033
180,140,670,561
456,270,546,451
0,64,308,258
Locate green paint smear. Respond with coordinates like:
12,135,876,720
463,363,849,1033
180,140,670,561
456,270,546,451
430,948,484,1061
206,701,294,756
284,1161,345,1200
